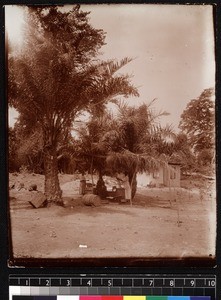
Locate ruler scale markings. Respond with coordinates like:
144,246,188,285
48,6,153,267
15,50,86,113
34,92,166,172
9,275,216,298
92,278,102,286
122,278,132,287
51,278,60,286
134,278,142,287
154,278,163,287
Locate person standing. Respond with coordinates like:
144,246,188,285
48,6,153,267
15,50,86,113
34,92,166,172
79,172,86,195
116,172,131,202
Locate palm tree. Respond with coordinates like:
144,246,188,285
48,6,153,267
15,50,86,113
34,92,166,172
104,102,175,204
8,5,138,204
73,101,178,205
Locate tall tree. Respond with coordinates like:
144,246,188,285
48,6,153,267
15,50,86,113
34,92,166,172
8,6,138,204
104,102,174,203
179,88,215,155
73,112,114,179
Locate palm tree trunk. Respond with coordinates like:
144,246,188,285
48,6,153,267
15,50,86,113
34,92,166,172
129,171,137,205
131,173,137,198
43,144,63,205
90,156,94,185
127,165,137,206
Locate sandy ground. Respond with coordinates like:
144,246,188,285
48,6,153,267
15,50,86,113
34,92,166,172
9,173,216,259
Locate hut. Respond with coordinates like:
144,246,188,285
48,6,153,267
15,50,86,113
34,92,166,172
137,161,181,188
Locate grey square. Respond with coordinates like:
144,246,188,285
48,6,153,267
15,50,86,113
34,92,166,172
30,287,40,296
79,287,88,295
49,287,60,295
131,288,142,295
20,287,31,295
121,288,131,295
59,287,71,295
39,287,50,295
97,287,109,295
88,287,98,295
109,288,120,295
70,287,80,295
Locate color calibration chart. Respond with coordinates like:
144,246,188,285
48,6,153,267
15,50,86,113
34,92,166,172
9,275,216,300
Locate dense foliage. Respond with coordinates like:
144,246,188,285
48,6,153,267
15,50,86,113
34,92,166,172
179,88,215,167
8,6,138,203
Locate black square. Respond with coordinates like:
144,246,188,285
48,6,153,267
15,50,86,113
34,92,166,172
205,288,215,297
34,297,56,300
183,288,194,296
141,287,152,295
172,288,182,295
13,297,33,300
162,288,172,295
194,288,204,296
152,288,161,295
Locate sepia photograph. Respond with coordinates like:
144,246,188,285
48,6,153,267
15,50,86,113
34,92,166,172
6,4,216,266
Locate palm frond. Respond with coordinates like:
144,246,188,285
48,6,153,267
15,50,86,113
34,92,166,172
106,149,169,175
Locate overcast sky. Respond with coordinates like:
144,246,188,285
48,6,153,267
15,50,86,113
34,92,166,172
6,4,215,130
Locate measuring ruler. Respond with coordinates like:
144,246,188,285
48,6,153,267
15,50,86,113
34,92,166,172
9,275,216,300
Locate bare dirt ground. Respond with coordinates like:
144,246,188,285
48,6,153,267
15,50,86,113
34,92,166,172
9,173,216,260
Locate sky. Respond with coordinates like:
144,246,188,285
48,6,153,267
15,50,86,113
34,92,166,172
6,4,215,130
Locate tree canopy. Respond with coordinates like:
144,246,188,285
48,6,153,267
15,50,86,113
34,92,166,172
98,102,175,201
8,5,139,203
179,88,215,154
